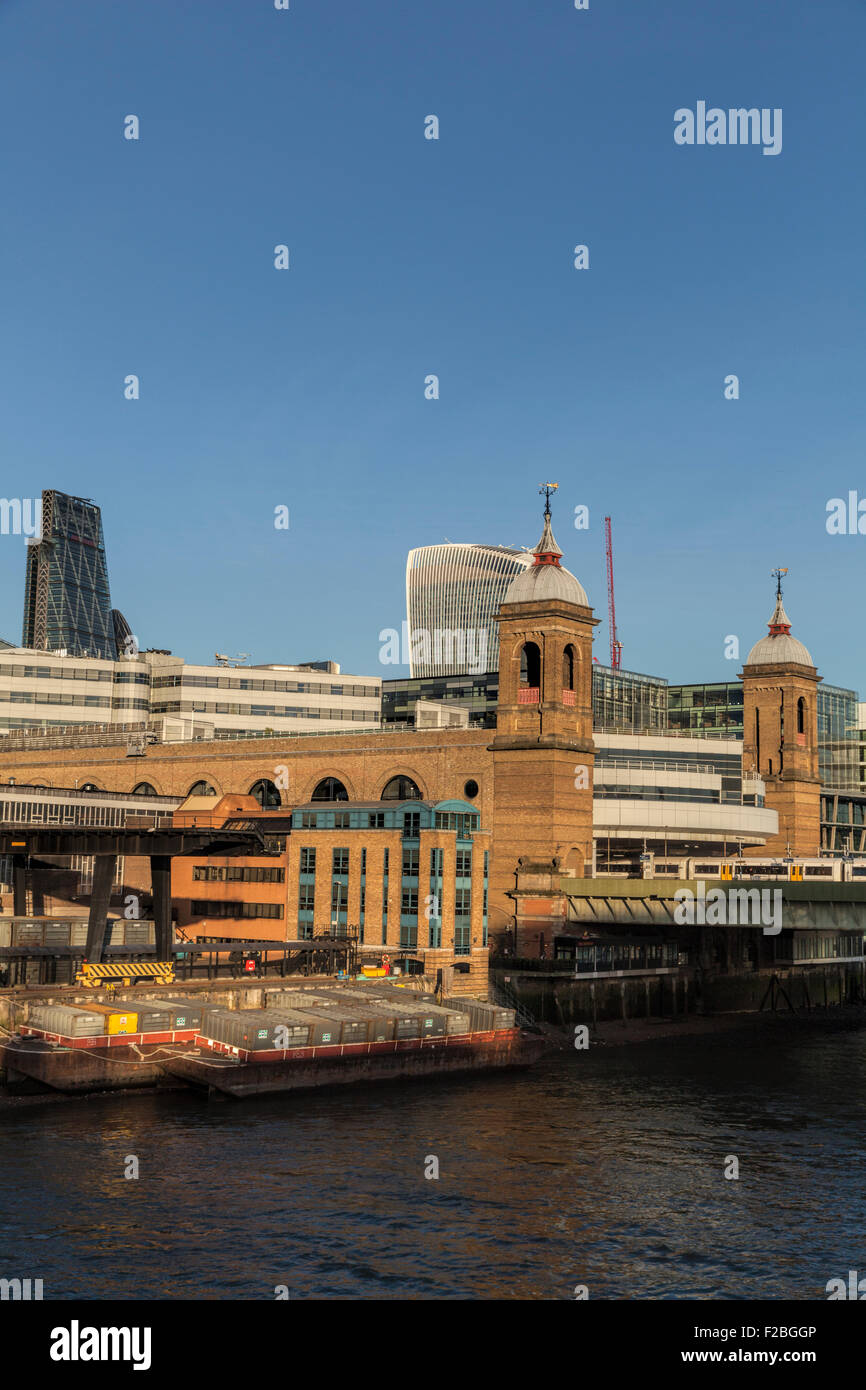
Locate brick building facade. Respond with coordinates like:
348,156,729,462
741,585,822,857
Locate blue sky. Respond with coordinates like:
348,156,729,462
0,0,863,690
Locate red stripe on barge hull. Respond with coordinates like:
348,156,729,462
19,1027,199,1048
194,1029,499,1065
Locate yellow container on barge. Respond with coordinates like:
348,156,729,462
80,1002,139,1035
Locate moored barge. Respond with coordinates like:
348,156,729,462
1,985,547,1100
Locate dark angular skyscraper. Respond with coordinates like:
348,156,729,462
22,490,118,658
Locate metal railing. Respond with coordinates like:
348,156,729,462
593,724,737,738
597,758,719,776
489,974,537,1027
0,782,181,805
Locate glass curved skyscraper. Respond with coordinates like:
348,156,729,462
405,543,533,678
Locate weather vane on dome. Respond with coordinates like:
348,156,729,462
772,566,788,598
539,482,558,518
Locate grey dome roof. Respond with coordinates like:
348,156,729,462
504,561,589,607
745,594,813,667
746,633,814,666
502,510,589,607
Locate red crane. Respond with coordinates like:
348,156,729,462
604,516,622,670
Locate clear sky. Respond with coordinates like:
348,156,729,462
0,0,863,690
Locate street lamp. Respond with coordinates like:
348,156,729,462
487,902,518,957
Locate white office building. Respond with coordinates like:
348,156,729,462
0,649,382,744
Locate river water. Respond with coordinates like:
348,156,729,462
2,1019,864,1300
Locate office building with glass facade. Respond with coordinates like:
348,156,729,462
667,681,745,737
22,491,119,659
817,683,860,790
382,673,499,728
593,731,773,873
592,665,668,732
383,664,669,733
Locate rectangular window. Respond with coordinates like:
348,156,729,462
334,812,350,829
483,850,489,946
403,811,421,837
456,849,472,877
332,848,349,875
191,865,284,883
428,848,443,949
298,883,315,912
402,848,419,876
401,889,418,914
190,901,283,919
300,847,316,874
368,812,385,828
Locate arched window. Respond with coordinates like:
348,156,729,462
132,782,157,796
311,777,349,802
188,780,216,796
562,644,575,691
797,697,805,734
249,778,281,808
520,642,541,687
381,775,422,801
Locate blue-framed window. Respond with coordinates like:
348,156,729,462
428,846,443,948
455,885,471,955
331,847,349,927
